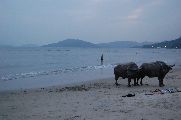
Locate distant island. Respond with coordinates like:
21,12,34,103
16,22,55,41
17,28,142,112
43,39,97,48
142,37,181,49
42,39,151,48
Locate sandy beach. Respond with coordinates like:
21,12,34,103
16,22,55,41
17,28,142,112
1,67,181,120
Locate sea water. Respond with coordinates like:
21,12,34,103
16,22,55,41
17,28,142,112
0,47,180,91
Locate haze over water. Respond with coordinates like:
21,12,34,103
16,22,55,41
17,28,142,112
0,47,180,91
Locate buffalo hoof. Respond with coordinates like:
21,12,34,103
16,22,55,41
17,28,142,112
159,84,165,87
128,85,131,87
115,83,119,86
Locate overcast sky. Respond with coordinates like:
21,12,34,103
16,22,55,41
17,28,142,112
0,0,181,46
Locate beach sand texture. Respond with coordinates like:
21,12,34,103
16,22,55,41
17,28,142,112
0,68,181,120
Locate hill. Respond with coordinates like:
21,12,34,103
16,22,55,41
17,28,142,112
43,39,152,48
43,39,97,48
143,37,181,49
97,41,140,48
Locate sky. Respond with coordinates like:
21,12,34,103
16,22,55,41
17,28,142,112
0,0,181,46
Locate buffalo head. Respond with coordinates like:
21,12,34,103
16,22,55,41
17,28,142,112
162,64,175,75
168,64,175,70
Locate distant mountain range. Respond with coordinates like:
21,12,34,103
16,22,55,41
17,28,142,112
2,37,180,48
142,37,181,49
43,39,152,48
97,41,140,48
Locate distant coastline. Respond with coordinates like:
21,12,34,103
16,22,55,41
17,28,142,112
142,37,181,49
1,37,181,49
42,39,151,48
42,37,181,49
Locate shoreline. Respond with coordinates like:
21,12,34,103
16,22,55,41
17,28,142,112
0,67,181,120
1,67,181,93
0,67,113,91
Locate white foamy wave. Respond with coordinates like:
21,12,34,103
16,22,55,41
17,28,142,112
0,64,115,81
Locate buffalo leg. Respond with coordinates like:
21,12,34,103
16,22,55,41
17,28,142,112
160,80,165,87
136,78,139,85
115,75,119,86
137,76,144,86
128,78,131,87
140,78,143,85
158,77,165,87
139,76,144,86
134,78,137,86
136,78,139,86
161,76,165,86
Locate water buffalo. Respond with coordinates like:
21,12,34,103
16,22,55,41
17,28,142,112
114,62,139,87
137,61,175,87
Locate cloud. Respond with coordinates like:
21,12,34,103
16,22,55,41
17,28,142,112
127,8,143,21
126,0,163,22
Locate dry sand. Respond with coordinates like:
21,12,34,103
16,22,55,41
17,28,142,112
0,67,181,120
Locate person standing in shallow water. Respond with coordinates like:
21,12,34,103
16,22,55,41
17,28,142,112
101,54,104,65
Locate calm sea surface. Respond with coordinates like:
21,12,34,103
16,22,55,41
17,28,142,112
0,47,180,91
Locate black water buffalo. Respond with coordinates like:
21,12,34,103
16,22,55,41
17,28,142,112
114,62,139,87
137,61,175,87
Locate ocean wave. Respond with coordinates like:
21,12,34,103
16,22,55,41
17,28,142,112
0,64,116,81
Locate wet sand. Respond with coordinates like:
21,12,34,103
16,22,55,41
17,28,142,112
0,67,181,120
